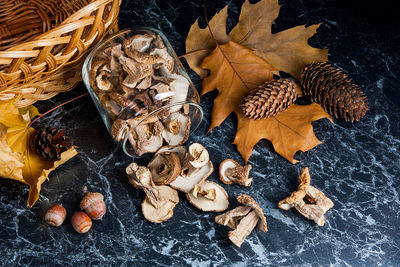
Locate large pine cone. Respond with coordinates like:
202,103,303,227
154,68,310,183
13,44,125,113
34,127,71,160
240,79,298,120
300,62,369,122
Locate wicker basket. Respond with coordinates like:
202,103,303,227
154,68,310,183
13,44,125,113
0,0,121,107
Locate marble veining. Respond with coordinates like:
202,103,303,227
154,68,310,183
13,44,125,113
1,0,399,266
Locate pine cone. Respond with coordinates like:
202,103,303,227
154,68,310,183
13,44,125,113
240,79,298,120
300,62,369,122
34,127,71,160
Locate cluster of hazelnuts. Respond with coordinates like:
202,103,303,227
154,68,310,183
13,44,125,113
44,192,106,233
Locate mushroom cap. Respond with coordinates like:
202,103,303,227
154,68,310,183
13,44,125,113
187,181,229,212
149,47,174,72
162,112,191,146
170,160,213,193
142,185,179,223
219,159,239,184
80,192,104,210
188,143,209,168
156,145,187,163
123,33,155,52
148,152,181,185
126,162,143,189
237,194,268,232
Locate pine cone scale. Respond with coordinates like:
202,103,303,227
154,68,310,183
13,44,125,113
34,127,71,160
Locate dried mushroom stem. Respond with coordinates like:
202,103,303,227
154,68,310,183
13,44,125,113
278,167,333,226
215,194,267,247
126,162,179,223
278,167,311,210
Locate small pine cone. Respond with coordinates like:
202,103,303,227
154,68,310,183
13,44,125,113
300,62,369,122
34,127,71,160
240,79,298,120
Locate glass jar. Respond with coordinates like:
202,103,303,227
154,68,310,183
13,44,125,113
82,28,203,157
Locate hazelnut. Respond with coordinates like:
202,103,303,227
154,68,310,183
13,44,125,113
71,211,92,233
80,192,106,220
45,204,67,227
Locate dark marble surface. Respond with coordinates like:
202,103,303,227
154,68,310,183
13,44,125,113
1,0,399,266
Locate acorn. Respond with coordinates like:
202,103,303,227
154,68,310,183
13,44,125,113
45,204,66,227
80,192,106,220
71,211,92,233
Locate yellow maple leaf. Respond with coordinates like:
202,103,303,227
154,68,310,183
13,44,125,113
0,100,78,207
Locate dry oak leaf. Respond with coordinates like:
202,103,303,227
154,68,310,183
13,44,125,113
185,0,328,80
201,42,332,163
0,100,78,207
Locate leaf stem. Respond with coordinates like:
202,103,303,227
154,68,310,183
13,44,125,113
178,48,209,59
202,5,250,91
28,92,89,128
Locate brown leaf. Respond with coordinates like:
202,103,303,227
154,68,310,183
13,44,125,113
0,100,78,207
201,41,278,130
201,42,332,163
234,104,333,164
185,6,230,78
230,0,328,80
185,0,328,80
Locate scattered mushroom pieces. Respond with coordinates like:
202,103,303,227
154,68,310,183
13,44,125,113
219,159,253,186
125,162,179,223
131,120,164,155
278,167,333,226
187,181,229,212
215,194,268,248
163,112,191,146
148,152,181,185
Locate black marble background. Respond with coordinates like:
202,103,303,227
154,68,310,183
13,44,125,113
1,0,399,266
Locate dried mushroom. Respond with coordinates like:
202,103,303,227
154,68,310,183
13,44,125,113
156,145,187,162
219,159,253,186
148,152,181,185
90,32,193,153
278,167,333,226
162,112,191,146
170,143,213,193
187,181,229,212
215,194,268,248
125,162,179,223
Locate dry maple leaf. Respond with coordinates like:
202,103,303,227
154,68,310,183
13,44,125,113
0,100,78,207
185,0,328,80
200,42,332,163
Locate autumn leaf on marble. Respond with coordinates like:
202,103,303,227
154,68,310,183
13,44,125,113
185,0,332,163
0,100,78,207
185,0,328,80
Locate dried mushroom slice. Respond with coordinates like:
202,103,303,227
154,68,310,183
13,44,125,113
123,33,155,52
170,160,213,193
142,185,179,223
163,112,191,146
125,48,165,65
150,47,174,72
156,145,187,163
125,162,179,223
186,143,209,169
278,167,333,226
187,181,229,212
131,120,164,156
159,67,189,113
119,55,154,86
215,194,268,248
219,159,253,186
148,152,181,185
